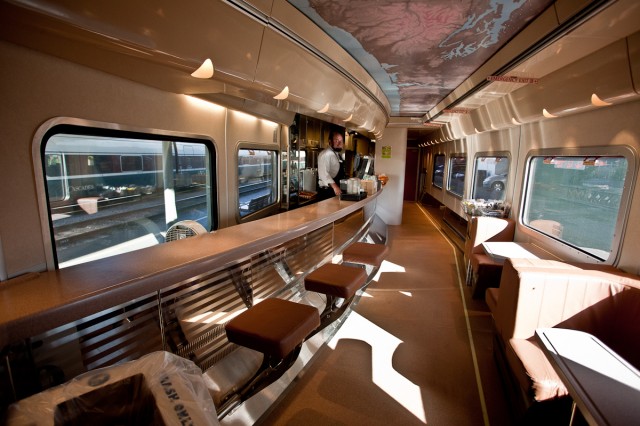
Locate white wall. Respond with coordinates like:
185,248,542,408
375,127,407,225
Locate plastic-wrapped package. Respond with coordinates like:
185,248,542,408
6,351,219,425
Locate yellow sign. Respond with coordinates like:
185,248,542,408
382,146,391,158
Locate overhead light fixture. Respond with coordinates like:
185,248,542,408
317,103,330,113
191,58,214,79
511,117,521,125
343,113,353,122
273,86,289,100
543,109,557,118
591,93,612,107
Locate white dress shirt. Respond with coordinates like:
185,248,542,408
317,147,343,187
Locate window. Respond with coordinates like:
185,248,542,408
472,155,509,200
523,154,630,261
238,148,278,218
42,128,215,268
447,155,466,197
45,153,66,202
433,154,445,188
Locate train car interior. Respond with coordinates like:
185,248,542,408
1,0,640,424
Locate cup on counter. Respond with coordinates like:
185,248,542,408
340,179,348,192
347,178,361,194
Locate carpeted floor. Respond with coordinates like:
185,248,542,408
259,202,512,425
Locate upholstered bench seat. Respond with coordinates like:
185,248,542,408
342,242,389,267
225,298,319,359
305,263,367,299
470,253,503,298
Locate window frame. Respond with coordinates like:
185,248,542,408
33,118,218,271
520,146,636,264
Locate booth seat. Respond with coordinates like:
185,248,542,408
465,216,515,298
486,258,640,409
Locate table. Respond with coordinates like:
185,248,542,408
481,241,555,264
536,328,640,425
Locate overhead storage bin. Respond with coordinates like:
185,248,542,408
511,38,637,123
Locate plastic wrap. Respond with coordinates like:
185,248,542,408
6,351,219,425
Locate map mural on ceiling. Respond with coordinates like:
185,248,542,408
288,0,554,117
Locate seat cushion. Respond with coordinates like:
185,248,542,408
342,242,389,266
225,298,320,358
508,337,568,402
470,253,503,270
486,287,499,315
470,253,504,298
305,263,367,299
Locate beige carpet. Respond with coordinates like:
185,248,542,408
259,203,510,425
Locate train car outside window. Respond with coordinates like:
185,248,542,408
42,130,215,268
447,155,466,197
523,155,629,261
45,153,65,202
472,155,509,200
433,154,445,188
238,148,277,217
120,155,143,172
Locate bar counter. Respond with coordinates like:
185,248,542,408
0,192,381,347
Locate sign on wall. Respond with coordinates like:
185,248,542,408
382,146,391,158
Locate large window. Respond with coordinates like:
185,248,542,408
43,127,215,268
447,155,466,197
238,148,278,218
523,154,630,261
432,154,445,188
472,155,509,200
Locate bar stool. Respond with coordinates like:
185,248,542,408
219,298,319,417
342,241,389,267
304,263,367,334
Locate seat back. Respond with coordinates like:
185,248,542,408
465,216,516,258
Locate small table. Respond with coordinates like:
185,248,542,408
481,241,554,264
536,328,640,425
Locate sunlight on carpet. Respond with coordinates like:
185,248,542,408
327,311,427,423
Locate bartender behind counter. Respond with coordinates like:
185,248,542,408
317,130,346,201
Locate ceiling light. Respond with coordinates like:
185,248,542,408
191,58,214,79
317,103,330,113
273,86,289,100
591,93,612,107
343,113,353,122
543,109,557,118
511,117,521,125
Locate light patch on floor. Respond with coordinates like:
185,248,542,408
328,311,427,424
372,259,406,282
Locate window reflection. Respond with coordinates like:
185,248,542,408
524,155,628,260
44,132,213,268
473,156,509,200
432,154,445,188
447,155,466,197
238,149,277,218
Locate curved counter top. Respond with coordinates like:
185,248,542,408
0,192,381,347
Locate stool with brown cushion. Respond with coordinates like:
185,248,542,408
342,242,389,267
219,298,319,417
304,263,367,334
